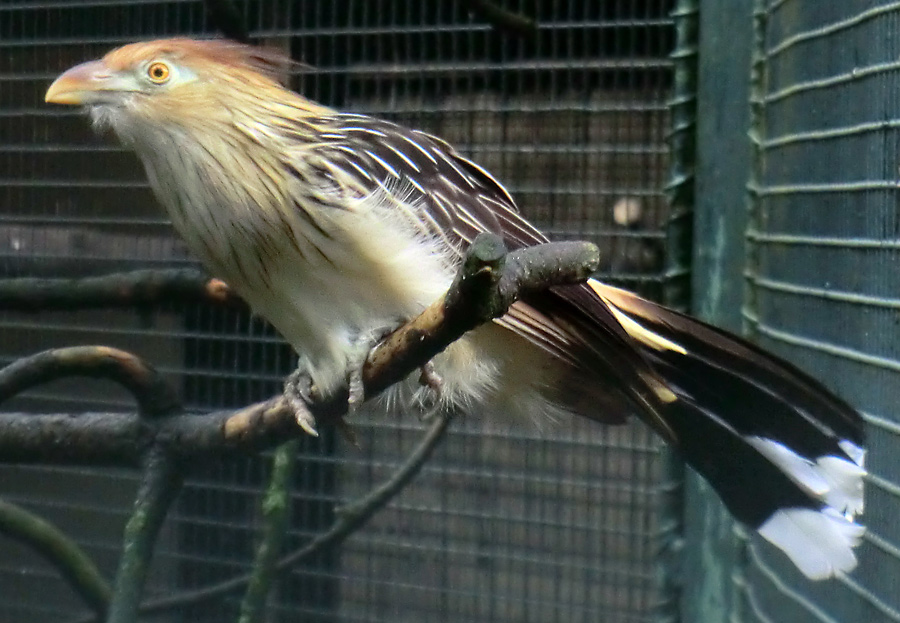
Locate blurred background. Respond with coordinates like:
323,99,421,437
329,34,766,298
0,1,898,622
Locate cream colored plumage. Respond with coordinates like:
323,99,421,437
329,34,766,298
47,38,867,580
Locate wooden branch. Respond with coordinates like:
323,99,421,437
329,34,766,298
105,445,183,623
309,235,601,416
0,498,111,617
0,269,242,313
11,234,598,622
0,346,179,418
0,236,599,466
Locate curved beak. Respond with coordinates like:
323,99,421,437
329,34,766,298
45,60,123,105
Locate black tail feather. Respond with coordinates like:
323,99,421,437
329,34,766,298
663,393,818,527
593,283,864,451
587,280,866,579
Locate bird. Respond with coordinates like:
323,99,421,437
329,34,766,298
46,38,865,580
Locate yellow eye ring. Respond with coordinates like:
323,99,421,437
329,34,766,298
147,61,171,84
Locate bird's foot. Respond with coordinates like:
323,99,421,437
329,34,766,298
345,328,390,413
347,322,444,417
346,321,412,411
283,368,319,437
283,367,359,445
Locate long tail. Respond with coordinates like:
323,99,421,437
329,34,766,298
588,280,866,580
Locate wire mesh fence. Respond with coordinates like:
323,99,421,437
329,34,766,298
0,2,678,622
741,1,900,621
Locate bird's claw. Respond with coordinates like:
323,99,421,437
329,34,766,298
283,367,361,443
283,368,318,437
418,361,443,397
414,361,444,419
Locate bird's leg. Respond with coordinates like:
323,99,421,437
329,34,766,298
347,322,444,414
283,367,319,437
345,326,395,412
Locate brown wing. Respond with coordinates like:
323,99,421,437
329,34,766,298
314,114,676,435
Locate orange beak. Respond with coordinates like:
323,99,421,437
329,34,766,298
45,60,123,105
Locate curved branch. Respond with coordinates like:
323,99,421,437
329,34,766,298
15,235,596,622
0,269,243,313
0,236,599,465
0,498,111,617
0,346,180,418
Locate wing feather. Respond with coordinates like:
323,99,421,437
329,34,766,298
301,113,677,435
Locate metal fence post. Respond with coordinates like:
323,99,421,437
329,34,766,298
658,0,698,621
677,0,756,621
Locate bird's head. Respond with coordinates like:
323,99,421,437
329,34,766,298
45,38,327,140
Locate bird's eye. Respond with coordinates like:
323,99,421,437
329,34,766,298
146,61,171,84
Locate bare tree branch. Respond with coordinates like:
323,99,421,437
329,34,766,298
0,269,242,313
0,498,111,617
311,235,601,411
105,445,183,623
0,236,600,466
0,346,179,418
4,235,598,622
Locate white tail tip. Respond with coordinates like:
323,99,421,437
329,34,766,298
758,507,865,580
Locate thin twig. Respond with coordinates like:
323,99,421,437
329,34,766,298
138,411,453,618
238,439,298,623
462,0,538,39
202,0,251,43
105,445,183,623
0,269,242,313
0,498,111,617
0,346,179,418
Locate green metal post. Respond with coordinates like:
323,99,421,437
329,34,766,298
658,1,698,621
679,0,757,622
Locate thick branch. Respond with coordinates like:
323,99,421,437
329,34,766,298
0,269,242,313
11,236,594,621
0,498,111,617
0,346,179,418
0,236,599,465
